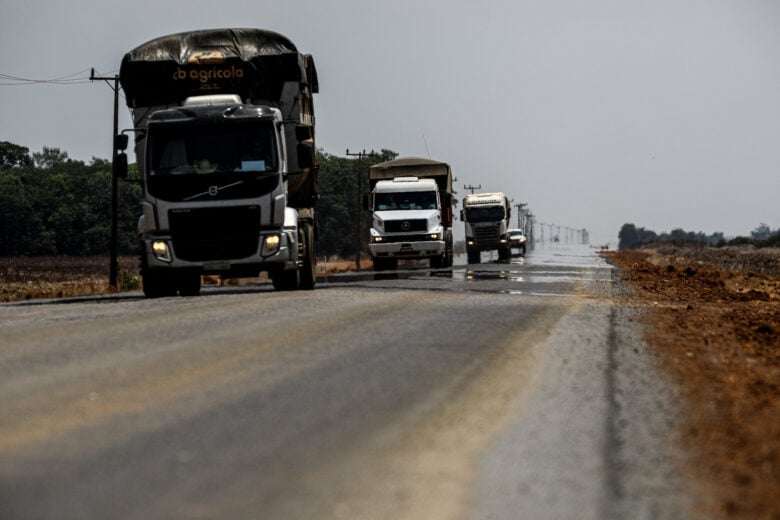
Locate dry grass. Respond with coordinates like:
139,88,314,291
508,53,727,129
0,256,361,302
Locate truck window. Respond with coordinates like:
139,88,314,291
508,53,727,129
148,122,278,176
465,206,506,222
375,191,437,211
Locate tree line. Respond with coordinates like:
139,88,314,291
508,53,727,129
0,140,395,259
618,222,780,250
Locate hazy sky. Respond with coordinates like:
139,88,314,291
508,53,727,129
2,0,778,245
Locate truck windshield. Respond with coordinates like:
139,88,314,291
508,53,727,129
465,206,505,222
375,191,437,210
145,121,280,201
148,121,278,176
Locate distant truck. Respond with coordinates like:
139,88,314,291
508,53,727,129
366,157,454,270
461,192,512,263
118,28,319,296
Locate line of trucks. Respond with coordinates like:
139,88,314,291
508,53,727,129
114,28,525,296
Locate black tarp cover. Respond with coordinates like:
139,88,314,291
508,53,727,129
119,28,317,109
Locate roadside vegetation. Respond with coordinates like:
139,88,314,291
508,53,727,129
618,222,780,251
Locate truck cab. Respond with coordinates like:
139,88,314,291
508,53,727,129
366,157,454,271
369,177,448,270
119,28,318,297
461,192,512,264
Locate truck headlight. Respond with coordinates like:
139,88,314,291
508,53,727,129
429,233,440,240
371,236,383,243
152,240,172,262
262,234,281,256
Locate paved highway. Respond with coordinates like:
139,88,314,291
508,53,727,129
0,245,693,519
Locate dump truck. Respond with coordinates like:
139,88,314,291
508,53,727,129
117,28,319,296
461,192,512,263
366,157,454,270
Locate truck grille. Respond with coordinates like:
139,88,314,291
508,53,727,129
379,234,433,243
169,206,260,261
384,219,427,233
472,224,500,245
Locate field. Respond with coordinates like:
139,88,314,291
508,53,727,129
604,245,780,520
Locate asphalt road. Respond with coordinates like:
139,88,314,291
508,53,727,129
0,245,694,519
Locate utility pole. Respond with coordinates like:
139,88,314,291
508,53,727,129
346,148,375,270
463,184,481,194
90,68,121,290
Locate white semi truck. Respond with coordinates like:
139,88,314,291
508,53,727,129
366,157,454,270
117,28,319,296
461,192,512,264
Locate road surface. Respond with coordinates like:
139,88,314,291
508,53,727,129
0,244,694,519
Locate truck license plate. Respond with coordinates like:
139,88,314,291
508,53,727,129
204,261,230,271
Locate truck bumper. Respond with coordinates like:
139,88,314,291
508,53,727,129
369,240,445,260
141,230,296,277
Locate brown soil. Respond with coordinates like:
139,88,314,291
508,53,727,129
604,246,780,520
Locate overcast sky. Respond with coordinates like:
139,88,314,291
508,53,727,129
2,0,778,245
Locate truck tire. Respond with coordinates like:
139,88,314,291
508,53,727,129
299,221,316,290
140,252,176,298
373,257,397,271
177,273,201,296
467,249,480,264
271,268,299,291
445,236,454,267
141,268,177,298
430,255,445,269
498,244,511,262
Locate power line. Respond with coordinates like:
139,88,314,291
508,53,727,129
0,69,106,85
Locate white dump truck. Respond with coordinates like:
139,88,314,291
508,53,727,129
117,28,319,296
461,192,512,263
366,157,454,270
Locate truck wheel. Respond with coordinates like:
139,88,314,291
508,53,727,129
140,254,176,298
271,268,300,291
373,257,397,271
430,255,444,269
445,237,454,267
498,244,511,262
467,250,480,264
299,221,316,290
177,273,201,296
142,269,177,298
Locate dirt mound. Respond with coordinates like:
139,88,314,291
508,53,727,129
604,247,780,520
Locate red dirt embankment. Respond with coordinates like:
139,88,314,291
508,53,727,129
604,246,780,520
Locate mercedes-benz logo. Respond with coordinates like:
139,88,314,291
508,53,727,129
401,221,410,231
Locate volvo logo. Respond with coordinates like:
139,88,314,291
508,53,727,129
401,221,411,231
208,186,219,196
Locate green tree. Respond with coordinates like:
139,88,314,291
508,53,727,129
751,223,773,241
0,141,33,169
0,143,143,257
315,149,397,258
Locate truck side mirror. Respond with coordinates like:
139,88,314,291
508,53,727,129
460,209,464,221
362,193,369,210
295,124,313,142
113,153,128,179
115,133,129,152
297,143,314,170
